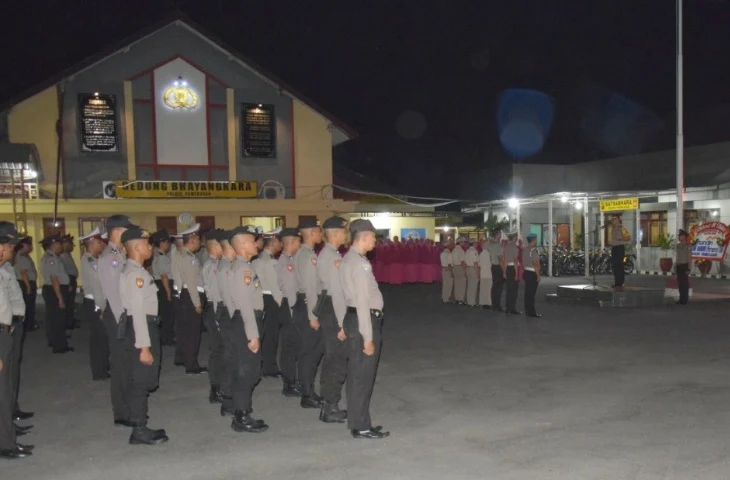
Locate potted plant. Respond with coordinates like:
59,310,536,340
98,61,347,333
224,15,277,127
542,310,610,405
657,233,675,273
696,258,712,275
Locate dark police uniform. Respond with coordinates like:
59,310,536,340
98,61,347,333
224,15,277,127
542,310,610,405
80,228,110,380
201,230,225,402
217,243,237,416
3,261,26,424
59,235,78,329
487,232,505,311
611,218,630,288
228,226,268,433
150,230,175,346
676,230,691,305
522,235,541,318
317,216,349,423
504,234,520,314
275,229,302,396
119,227,168,445
40,234,71,353
13,240,38,331
340,219,389,439
252,247,284,377
98,214,134,425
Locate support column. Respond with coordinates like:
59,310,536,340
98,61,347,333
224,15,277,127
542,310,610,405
584,197,589,278
548,199,553,277
226,88,236,181
600,206,605,249
635,209,641,272
569,205,575,251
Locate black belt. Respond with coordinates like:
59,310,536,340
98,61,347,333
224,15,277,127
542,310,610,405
346,306,383,318
11,315,23,325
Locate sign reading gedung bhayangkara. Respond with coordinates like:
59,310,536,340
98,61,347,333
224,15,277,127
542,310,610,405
599,197,639,212
113,181,257,199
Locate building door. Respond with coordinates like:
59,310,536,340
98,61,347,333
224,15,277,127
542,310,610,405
195,216,216,234
240,216,285,232
156,216,177,234
42,217,65,238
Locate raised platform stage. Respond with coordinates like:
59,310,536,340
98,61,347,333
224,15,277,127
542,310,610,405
545,284,669,308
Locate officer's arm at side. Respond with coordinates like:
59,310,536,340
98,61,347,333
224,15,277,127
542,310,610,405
123,274,151,349
352,264,373,343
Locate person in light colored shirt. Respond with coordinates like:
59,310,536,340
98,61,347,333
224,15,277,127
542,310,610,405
451,237,467,304
477,241,492,309
439,242,454,303
465,240,480,306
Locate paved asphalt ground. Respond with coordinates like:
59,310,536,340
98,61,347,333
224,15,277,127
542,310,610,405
6,275,730,479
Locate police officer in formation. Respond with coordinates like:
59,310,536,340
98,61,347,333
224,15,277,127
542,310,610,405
465,240,479,307
317,216,349,423
13,237,39,332
504,230,521,315
252,233,284,378
293,218,325,409
40,234,72,353
0,222,34,458
675,229,691,305
119,226,168,445
79,228,110,380
150,230,175,346
451,237,467,304
487,229,505,312
201,230,226,403
522,233,542,318
440,239,454,304
276,228,303,397
216,231,237,417
171,224,207,375
59,235,79,330
340,219,389,439
97,214,134,427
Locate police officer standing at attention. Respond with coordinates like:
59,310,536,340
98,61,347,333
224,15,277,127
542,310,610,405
610,213,631,289
451,237,467,304
276,228,303,398
340,219,389,439
40,234,72,354
294,219,325,409
119,226,168,445
217,231,237,417
98,214,134,427
79,228,110,381
252,233,284,379
201,229,226,403
13,237,39,332
440,240,454,304
150,230,175,346
465,240,480,307
317,216,349,424
487,229,505,312
171,224,207,375
228,226,268,433
504,230,521,315
59,235,79,330
522,233,542,318
675,229,691,305
0,222,34,458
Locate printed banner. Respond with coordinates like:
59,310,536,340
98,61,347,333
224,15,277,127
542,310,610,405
688,222,730,261
113,180,257,199
599,197,639,212
401,228,426,240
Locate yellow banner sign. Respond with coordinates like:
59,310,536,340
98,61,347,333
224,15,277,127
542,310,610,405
114,181,257,199
600,197,639,212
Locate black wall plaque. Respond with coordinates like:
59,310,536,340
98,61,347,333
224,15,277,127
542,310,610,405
79,93,118,152
242,103,276,158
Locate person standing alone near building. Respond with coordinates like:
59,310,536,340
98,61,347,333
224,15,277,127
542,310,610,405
675,229,691,305
610,214,631,289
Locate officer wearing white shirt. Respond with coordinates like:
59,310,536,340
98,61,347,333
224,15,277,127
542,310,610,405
440,241,454,303
465,240,480,306
79,228,110,380
451,237,467,304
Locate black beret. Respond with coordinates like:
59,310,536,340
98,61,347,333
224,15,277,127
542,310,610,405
228,225,259,241
279,228,301,239
0,221,22,245
106,215,133,229
40,233,62,248
205,228,228,243
151,229,171,243
322,216,348,230
61,234,74,243
349,219,376,235
298,218,319,229
121,226,151,243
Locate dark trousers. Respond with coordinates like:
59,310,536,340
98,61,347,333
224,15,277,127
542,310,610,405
262,295,281,375
19,281,37,330
177,289,202,371
505,265,518,312
10,317,24,411
123,316,161,425
230,311,262,412
204,302,224,387
172,295,182,363
523,270,538,316
344,310,383,431
155,280,175,345
677,263,690,304
103,306,130,421
491,265,505,309
42,285,68,352
612,245,626,287
218,305,235,409
278,299,300,386
292,294,323,395
85,299,110,380
0,331,15,449
66,275,77,329
319,298,347,405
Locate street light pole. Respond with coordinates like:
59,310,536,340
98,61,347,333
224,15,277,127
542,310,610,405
676,0,684,230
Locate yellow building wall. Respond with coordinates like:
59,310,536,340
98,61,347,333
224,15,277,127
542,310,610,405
7,86,61,197
364,216,436,240
293,100,333,201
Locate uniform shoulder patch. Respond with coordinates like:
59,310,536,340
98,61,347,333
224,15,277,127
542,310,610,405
136,278,144,288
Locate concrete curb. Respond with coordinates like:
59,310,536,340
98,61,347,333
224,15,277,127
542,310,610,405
638,270,728,280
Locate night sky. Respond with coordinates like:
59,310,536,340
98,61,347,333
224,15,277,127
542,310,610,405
2,1,730,199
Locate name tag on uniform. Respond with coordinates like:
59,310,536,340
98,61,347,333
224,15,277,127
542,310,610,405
244,270,252,285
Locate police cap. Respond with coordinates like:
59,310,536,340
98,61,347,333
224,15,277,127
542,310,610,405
40,233,62,248
279,228,301,239
121,226,151,244
322,216,348,230
349,219,376,236
228,225,259,242
106,215,133,230
298,218,319,229
150,229,171,243
0,222,22,245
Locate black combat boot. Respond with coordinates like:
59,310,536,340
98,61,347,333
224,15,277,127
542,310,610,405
209,386,223,404
129,424,169,445
300,388,324,409
282,381,302,398
231,410,268,433
319,402,347,423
